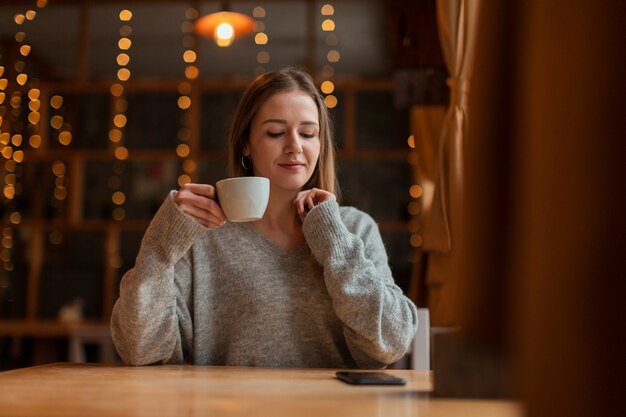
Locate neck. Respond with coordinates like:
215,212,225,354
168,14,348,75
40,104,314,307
259,188,300,230
251,188,304,251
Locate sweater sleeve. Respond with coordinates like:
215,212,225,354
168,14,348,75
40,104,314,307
110,191,207,365
302,200,418,368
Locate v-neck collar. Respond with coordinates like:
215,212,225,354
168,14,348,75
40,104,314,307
238,222,309,256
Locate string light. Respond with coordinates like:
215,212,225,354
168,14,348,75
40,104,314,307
407,133,423,252
0,1,48,276
253,7,269,76
409,234,423,248
48,92,73,146
177,7,198,188
108,9,133,225
50,160,67,239
320,3,339,108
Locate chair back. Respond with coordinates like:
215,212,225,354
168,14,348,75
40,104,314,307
411,308,431,370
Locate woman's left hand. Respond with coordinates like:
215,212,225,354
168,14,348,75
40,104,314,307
293,188,336,223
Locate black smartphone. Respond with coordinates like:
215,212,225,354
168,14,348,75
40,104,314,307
335,371,407,385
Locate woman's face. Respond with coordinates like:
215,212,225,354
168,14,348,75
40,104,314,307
244,90,320,194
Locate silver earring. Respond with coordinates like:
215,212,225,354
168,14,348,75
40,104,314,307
241,155,252,170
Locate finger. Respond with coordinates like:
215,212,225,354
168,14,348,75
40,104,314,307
187,213,210,228
197,198,228,223
174,186,206,207
181,205,226,227
180,183,217,199
297,209,306,224
306,188,326,208
293,191,309,214
177,189,228,223
309,188,335,203
189,213,225,229
306,195,315,211
294,195,308,222
179,200,226,226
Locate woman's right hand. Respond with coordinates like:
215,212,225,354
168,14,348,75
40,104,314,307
173,183,227,228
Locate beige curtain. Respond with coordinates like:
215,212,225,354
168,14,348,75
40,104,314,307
415,0,480,325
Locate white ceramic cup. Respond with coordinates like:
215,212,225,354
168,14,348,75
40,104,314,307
215,177,270,222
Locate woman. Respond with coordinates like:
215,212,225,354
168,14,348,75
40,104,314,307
111,68,418,368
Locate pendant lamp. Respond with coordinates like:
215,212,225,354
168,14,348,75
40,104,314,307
195,2,254,47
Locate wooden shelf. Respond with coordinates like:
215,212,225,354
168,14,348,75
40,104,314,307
20,148,408,162
21,149,227,162
2,219,409,234
1,219,150,232
0,320,116,364
37,77,393,94
0,319,110,338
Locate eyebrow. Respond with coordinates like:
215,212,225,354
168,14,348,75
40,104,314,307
261,118,319,126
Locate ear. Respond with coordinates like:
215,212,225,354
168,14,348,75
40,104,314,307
242,144,250,156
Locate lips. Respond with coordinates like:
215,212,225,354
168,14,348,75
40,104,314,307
278,161,305,170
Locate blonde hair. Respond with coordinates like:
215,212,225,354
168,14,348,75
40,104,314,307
227,67,340,198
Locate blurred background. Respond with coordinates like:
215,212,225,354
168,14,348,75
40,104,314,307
0,0,447,368
2,2,625,416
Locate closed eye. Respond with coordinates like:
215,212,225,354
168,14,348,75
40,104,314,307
267,131,283,138
300,133,316,139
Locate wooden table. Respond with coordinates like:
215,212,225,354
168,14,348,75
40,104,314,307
0,363,523,417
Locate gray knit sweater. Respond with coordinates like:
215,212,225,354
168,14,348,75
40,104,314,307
110,191,418,368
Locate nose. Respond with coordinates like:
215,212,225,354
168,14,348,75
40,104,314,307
284,130,303,154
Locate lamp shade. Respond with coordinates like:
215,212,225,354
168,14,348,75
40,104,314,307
195,11,255,47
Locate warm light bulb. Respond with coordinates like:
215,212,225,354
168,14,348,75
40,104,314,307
195,10,254,46
215,23,235,47
255,32,268,45
324,95,338,108
178,175,191,187
320,80,335,94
